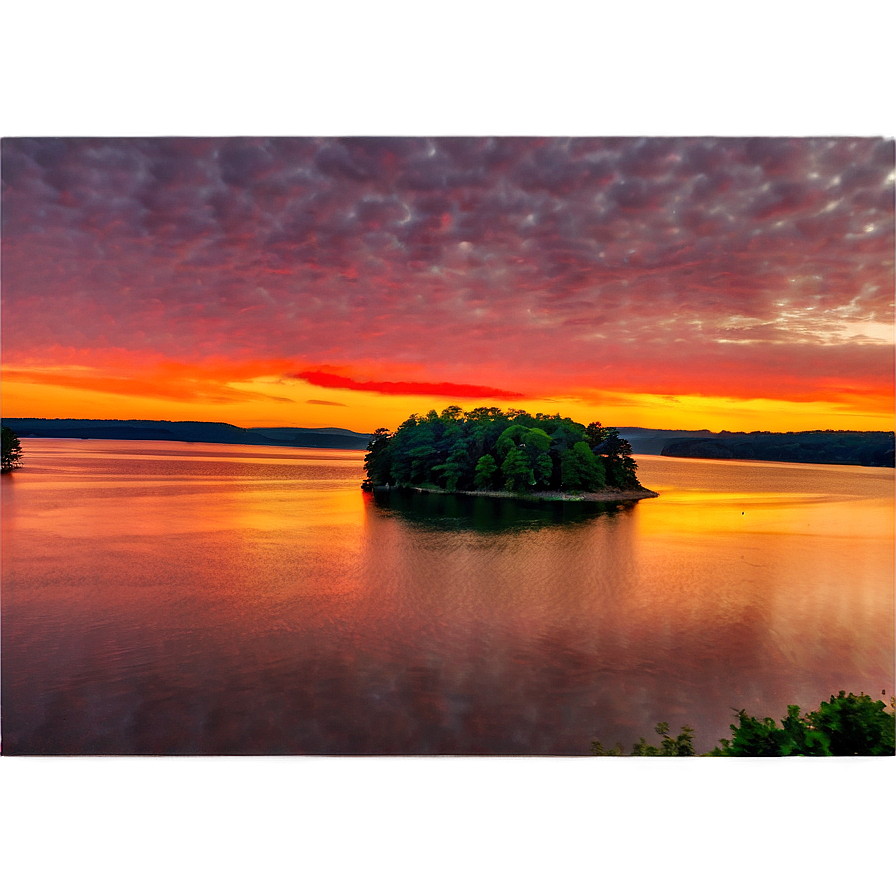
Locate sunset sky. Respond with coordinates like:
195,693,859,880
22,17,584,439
1,136,893,433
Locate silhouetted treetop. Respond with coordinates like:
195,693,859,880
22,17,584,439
1,426,24,472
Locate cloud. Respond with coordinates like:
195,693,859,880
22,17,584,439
306,399,348,407
0,351,298,406
289,369,525,400
0,366,293,405
1,137,892,416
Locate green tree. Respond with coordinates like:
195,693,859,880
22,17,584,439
363,427,392,486
806,690,895,755
501,446,533,491
711,708,811,756
362,406,646,496
592,691,895,757
496,425,553,489
526,429,554,488
473,453,498,490
433,438,474,491
439,405,464,423
780,703,832,755
584,421,607,449
408,434,437,483
590,740,625,756
711,691,896,756
495,424,531,457
466,408,506,463
594,428,639,488
388,415,438,485
632,722,697,756
560,440,606,491
1,426,23,472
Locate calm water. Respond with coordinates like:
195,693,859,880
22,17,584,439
2,439,893,754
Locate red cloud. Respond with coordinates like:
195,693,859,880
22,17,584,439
290,369,524,400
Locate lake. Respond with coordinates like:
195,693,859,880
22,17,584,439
1,439,892,754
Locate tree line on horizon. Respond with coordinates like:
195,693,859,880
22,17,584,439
363,406,642,494
661,429,895,467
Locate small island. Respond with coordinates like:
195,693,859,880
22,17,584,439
362,406,658,502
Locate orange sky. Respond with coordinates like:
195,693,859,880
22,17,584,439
3,363,891,434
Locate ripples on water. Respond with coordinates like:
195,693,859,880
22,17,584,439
2,440,893,754
371,488,632,532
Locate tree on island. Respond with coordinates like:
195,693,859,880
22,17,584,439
362,406,644,494
591,691,896,756
561,440,606,491
1,426,24,472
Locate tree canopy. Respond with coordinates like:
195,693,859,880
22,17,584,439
363,407,643,494
1,426,24,472
591,691,896,756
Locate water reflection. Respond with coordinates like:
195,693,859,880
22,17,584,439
369,487,634,532
2,442,892,755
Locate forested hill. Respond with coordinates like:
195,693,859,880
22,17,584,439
363,407,644,494
659,430,894,467
1,418,371,450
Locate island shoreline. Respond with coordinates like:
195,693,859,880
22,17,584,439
370,484,659,502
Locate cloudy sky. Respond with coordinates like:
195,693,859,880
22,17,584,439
1,136,893,432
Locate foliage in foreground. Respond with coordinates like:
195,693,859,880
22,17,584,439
592,721,698,756
1,426,24,472
363,406,641,494
591,691,896,756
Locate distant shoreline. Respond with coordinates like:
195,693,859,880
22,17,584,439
2,419,371,451
6,419,893,467
371,484,660,502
